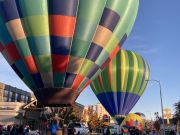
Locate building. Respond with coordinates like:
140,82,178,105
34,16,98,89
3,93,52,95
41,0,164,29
82,103,114,126
96,103,110,119
0,82,33,103
0,82,34,125
96,103,115,123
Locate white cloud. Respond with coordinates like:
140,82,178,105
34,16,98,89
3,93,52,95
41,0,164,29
139,48,158,54
124,34,158,55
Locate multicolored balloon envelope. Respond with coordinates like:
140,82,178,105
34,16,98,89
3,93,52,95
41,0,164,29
135,112,146,120
0,0,139,106
121,113,145,131
90,50,150,124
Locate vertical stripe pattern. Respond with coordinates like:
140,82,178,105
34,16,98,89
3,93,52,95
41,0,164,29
90,50,150,123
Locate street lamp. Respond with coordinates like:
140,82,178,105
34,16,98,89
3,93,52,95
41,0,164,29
146,79,165,135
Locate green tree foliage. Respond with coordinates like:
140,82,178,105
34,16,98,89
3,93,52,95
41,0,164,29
173,101,180,133
174,101,180,122
153,112,161,133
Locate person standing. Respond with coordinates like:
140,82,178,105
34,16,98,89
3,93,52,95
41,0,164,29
150,130,157,135
24,125,31,135
42,120,48,135
170,129,176,135
0,125,3,135
18,125,24,135
106,127,111,135
9,125,17,135
129,127,136,135
50,120,58,135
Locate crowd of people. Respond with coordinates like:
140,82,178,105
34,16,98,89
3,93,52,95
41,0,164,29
0,120,61,135
103,126,178,135
128,127,142,135
0,124,39,135
1,122,179,135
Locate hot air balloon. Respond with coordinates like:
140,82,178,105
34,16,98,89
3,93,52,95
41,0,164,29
121,113,145,131
90,50,150,124
0,0,139,106
135,112,146,120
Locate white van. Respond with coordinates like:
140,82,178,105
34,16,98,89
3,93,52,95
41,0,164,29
109,123,122,135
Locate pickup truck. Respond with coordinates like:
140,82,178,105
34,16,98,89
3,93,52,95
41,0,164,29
67,122,89,135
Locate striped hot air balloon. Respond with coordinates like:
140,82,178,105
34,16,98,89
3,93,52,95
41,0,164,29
90,50,150,124
0,0,139,106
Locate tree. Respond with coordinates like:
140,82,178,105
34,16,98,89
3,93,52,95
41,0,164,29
174,101,180,123
81,107,89,124
153,112,161,134
173,101,180,133
86,106,102,132
65,109,81,124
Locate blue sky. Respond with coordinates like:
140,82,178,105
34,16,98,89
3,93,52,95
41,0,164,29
0,0,180,120
78,0,180,119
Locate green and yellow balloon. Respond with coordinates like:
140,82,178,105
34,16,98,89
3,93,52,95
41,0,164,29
90,50,150,124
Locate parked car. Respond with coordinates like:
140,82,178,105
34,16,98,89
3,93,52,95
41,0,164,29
110,126,121,135
110,123,121,135
104,124,121,135
67,122,89,135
